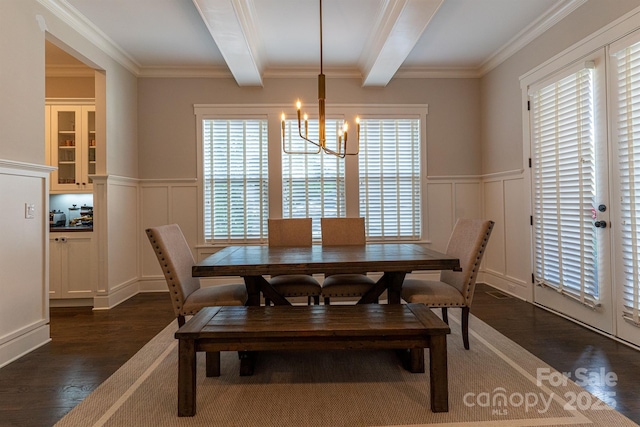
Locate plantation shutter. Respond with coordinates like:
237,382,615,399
203,119,268,242
612,39,640,326
358,118,421,240
530,65,600,307
281,119,346,238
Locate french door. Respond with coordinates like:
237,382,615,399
610,32,640,347
529,49,614,334
529,32,640,347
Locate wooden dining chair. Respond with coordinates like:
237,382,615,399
145,224,248,327
320,217,376,304
401,219,494,349
266,218,322,305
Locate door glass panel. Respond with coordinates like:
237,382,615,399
613,39,640,326
57,110,76,185
531,66,599,306
87,110,96,184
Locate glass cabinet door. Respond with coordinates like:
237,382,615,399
53,107,80,189
48,104,95,192
86,109,96,184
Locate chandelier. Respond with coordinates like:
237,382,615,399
281,0,359,158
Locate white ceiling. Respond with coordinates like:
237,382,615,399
46,0,585,85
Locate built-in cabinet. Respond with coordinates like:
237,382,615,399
45,101,96,193
49,232,96,301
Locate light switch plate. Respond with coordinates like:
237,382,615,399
25,203,35,219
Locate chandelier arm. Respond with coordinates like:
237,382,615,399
282,134,321,155
282,0,359,158
296,132,322,150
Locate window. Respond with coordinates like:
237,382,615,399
530,64,599,306
202,119,268,242
282,119,345,238
359,118,421,240
196,105,427,244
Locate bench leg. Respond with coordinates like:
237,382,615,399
429,335,449,412
408,348,425,373
239,351,256,376
206,351,220,377
178,339,197,417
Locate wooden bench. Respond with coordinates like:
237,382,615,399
174,303,450,416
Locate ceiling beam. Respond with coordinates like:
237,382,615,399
193,0,263,86
360,0,444,87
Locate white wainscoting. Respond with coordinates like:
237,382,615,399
481,170,532,301
426,176,482,251
139,179,199,292
94,176,145,309
136,175,533,302
0,160,53,368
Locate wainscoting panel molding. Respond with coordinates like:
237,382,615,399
0,160,53,368
139,179,198,292
481,171,531,300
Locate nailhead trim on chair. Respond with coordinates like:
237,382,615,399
463,221,494,305
147,230,184,316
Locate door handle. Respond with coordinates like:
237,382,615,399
594,221,608,228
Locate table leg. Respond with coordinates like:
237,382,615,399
409,348,425,373
386,271,405,304
239,351,256,376
359,272,406,304
178,338,197,417
243,276,262,306
244,276,291,306
429,335,449,412
206,351,220,377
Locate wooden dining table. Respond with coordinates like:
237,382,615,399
192,243,461,305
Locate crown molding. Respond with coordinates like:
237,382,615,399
39,0,586,82
137,66,233,79
394,66,481,79
479,0,587,75
263,67,362,79
38,0,140,75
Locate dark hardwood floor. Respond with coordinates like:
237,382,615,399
0,293,176,427
471,283,640,425
0,285,638,426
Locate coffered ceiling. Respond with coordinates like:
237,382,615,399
45,0,585,85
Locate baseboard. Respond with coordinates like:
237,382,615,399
93,280,139,310
137,278,168,292
0,325,50,369
479,270,531,301
50,298,94,308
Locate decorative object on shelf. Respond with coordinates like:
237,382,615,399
281,0,359,158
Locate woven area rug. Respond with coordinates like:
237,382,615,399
55,311,637,426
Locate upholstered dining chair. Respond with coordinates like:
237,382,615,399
266,218,322,305
320,217,377,304
401,219,494,350
146,224,248,327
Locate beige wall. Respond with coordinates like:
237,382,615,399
480,0,640,175
0,0,140,366
1,0,46,164
137,77,481,179
478,0,640,302
45,77,95,99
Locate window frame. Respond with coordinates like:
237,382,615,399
195,104,428,246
